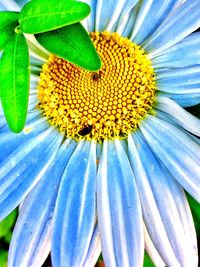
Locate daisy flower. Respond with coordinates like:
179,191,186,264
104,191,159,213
0,0,200,266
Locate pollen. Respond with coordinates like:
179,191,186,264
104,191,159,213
37,32,156,142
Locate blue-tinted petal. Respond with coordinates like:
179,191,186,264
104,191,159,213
28,95,38,112
184,131,200,146
128,132,198,267
129,0,153,41
8,139,77,267
81,0,97,32
144,225,166,267
0,0,20,11
95,0,118,31
157,84,200,95
128,134,178,266
155,96,200,136
160,92,200,107
154,109,199,136
115,0,138,37
155,66,200,104
132,0,177,45
140,115,200,203
156,66,200,90
82,225,101,267
144,1,200,57
16,0,27,9
95,0,138,32
0,128,63,221
117,8,137,38
152,32,200,68
0,115,49,162
52,141,97,267
97,140,144,267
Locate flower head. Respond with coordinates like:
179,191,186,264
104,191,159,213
0,1,200,267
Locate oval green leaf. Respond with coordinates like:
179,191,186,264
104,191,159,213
19,0,90,34
0,11,19,50
186,193,200,235
0,33,30,133
35,23,101,71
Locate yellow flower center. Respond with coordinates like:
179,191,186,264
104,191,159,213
37,32,156,142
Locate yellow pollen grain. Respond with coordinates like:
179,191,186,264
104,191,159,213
37,32,156,142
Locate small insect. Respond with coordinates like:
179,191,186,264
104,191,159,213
78,125,93,136
92,72,101,81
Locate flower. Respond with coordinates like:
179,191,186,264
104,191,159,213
0,0,200,267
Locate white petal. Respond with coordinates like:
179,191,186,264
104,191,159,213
97,140,144,267
156,96,200,136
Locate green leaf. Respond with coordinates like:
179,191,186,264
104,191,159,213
0,33,30,133
0,250,7,267
144,252,155,267
19,0,90,34
36,23,101,71
186,193,200,235
4,232,12,243
186,104,200,118
0,209,17,239
0,11,19,50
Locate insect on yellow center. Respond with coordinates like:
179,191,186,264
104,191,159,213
37,32,156,142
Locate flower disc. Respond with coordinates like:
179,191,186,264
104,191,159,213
37,32,156,142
